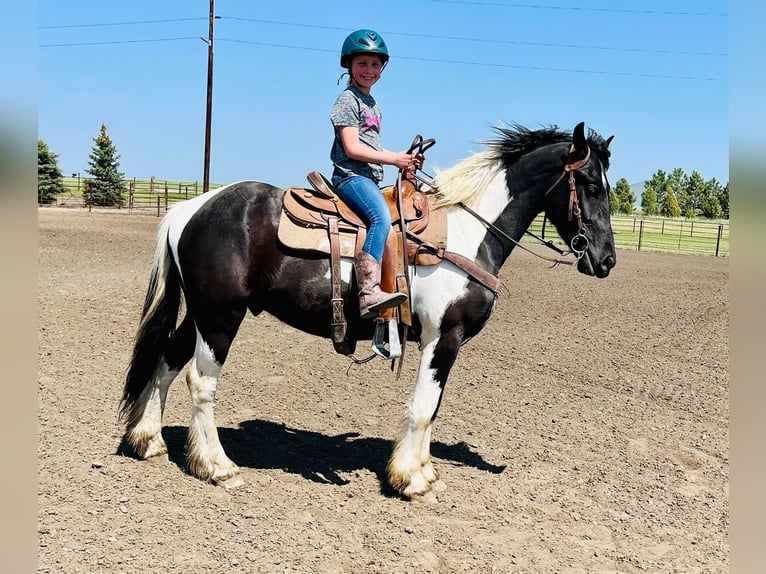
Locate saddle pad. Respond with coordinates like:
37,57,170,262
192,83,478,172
277,194,447,263
277,209,361,258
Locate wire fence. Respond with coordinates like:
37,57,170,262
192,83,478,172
527,214,729,257
43,177,729,257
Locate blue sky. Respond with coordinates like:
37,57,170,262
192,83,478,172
37,1,728,189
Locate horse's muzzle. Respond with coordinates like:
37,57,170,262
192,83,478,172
578,253,615,278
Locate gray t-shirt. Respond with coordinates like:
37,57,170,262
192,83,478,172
330,85,384,184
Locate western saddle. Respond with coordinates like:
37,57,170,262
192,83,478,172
278,137,499,366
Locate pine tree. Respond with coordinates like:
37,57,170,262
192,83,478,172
609,186,619,215
38,139,66,204
700,194,722,219
660,185,681,217
645,170,668,204
84,123,127,206
613,178,635,215
718,183,729,218
641,185,659,216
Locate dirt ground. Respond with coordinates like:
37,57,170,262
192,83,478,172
37,208,728,573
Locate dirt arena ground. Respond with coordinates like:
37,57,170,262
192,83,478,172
38,208,728,573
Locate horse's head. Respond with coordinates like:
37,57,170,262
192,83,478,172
543,122,616,278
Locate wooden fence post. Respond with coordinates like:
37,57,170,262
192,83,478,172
164,181,169,212
637,219,644,251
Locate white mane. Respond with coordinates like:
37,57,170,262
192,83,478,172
432,150,502,209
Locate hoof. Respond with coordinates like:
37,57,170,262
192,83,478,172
125,432,168,460
215,474,244,490
145,453,170,464
408,490,439,504
431,479,447,493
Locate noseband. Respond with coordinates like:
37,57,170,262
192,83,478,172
543,144,592,259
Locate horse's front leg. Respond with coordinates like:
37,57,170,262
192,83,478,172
185,339,242,489
388,331,459,501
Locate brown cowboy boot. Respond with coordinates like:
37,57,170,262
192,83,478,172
354,251,407,319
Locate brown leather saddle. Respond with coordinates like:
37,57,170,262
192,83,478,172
283,171,430,236
281,171,438,358
279,169,499,361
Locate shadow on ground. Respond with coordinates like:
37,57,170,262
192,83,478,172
117,419,506,494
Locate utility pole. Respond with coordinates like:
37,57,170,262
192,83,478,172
202,0,216,192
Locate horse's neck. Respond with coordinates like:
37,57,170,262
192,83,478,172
444,170,510,267
445,166,543,273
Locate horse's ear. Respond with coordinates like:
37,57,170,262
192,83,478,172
573,122,587,156
606,135,615,148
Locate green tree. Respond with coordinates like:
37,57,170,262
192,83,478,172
660,185,681,217
645,169,668,204
709,178,728,218
38,139,66,204
83,123,127,206
613,178,635,214
609,186,619,215
700,194,722,219
641,185,659,216
684,170,707,216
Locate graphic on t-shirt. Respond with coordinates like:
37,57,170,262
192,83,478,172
363,109,381,132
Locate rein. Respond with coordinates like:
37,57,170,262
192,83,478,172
417,143,593,267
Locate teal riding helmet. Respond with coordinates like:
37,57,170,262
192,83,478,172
340,29,389,68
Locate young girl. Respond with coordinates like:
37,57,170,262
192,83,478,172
330,29,424,319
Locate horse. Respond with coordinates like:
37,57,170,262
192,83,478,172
119,121,616,501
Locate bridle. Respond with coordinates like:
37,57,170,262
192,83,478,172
406,137,595,267
541,143,592,260
453,143,594,266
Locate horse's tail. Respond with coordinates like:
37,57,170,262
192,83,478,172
119,212,182,420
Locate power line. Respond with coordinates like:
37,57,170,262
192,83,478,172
222,17,726,57
217,38,720,81
428,0,728,17
36,35,722,81
38,15,727,57
39,17,206,29
39,37,199,48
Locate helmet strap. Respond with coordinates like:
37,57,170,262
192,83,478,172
337,71,350,86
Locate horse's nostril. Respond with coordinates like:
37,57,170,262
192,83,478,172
603,256,615,269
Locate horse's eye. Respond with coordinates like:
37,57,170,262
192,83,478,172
588,184,600,194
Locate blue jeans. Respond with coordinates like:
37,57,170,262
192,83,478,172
332,173,391,262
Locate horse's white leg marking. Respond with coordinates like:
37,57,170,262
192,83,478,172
388,339,445,498
185,331,241,486
420,423,439,483
125,359,176,459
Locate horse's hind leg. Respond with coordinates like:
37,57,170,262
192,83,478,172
124,316,196,459
184,310,246,488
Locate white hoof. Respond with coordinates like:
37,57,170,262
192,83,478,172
408,490,439,504
431,479,447,493
216,474,244,490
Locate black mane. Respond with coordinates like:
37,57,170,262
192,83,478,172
483,123,611,170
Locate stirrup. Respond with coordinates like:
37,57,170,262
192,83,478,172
371,318,401,360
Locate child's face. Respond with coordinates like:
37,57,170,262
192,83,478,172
349,55,384,93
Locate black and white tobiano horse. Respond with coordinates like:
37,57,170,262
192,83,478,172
120,122,616,500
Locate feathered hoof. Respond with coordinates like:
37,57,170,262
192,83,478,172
126,430,168,460
214,474,244,490
407,490,439,504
